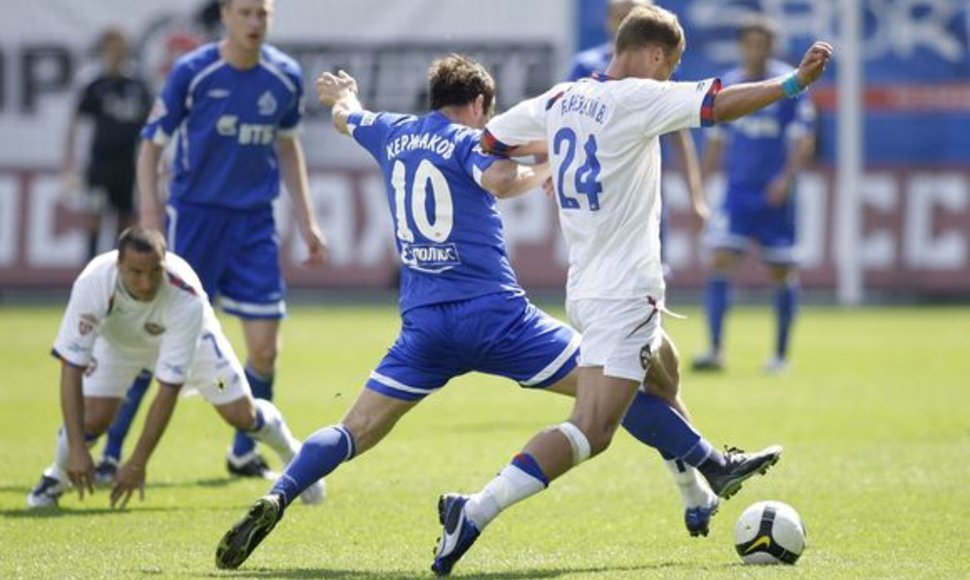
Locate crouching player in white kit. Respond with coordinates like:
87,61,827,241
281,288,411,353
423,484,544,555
431,6,832,575
27,227,324,509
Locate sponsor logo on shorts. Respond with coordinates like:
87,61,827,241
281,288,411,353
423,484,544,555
144,322,166,336
639,343,652,370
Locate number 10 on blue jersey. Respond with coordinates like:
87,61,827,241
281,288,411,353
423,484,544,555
553,128,602,211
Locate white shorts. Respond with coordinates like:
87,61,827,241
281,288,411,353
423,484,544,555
82,332,250,407
566,297,663,383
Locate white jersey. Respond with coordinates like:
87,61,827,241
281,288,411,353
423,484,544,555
52,251,219,386
486,75,720,301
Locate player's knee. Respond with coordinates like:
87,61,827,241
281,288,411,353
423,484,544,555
221,398,258,431
561,418,616,459
769,265,795,285
711,250,739,273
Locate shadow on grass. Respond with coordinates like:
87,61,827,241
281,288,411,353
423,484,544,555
192,561,737,579
0,476,236,497
0,505,179,518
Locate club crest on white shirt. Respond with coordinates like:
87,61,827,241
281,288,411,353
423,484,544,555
78,313,98,336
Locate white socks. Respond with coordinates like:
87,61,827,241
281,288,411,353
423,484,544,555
249,398,301,465
464,464,546,530
664,458,716,508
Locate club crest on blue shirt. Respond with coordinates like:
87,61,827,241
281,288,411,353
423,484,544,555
258,91,277,116
144,322,166,336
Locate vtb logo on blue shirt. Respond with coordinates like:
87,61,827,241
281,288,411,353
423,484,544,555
216,115,276,145
401,242,462,273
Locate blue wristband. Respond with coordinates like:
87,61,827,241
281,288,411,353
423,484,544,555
782,72,803,98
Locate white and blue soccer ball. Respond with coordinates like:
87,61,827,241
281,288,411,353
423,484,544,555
733,501,806,565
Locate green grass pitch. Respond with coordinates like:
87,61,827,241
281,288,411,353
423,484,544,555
1,304,968,578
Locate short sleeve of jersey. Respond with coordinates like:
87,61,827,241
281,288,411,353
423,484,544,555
155,298,204,385
140,60,193,145
52,273,108,368
455,129,500,187
278,64,305,135
617,78,722,137
483,83,570,155
347,110,409,159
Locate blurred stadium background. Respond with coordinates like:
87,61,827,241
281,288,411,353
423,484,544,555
1,0,968,304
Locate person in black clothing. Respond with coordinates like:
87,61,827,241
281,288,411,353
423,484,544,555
64,28,153,259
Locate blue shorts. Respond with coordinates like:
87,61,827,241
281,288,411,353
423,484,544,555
366,293,580,401
166,201,285,319
705,190,797,265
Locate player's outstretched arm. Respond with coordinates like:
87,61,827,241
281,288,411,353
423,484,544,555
110,381,181,509
480,159,552,199
59,362,95,500
316,70,361,135
712,41,833,123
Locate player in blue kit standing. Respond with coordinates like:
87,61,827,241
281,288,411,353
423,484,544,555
103,0,328,481
214,54,770,571
692,16,817,374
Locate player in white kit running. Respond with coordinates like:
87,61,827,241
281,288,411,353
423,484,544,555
27,227,323,509
432,6,832,575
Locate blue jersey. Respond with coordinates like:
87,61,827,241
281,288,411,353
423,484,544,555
568,42,611,81
141,43,304,210
347,110,524,313
716,60,816,201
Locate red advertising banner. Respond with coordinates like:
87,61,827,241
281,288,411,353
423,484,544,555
1,166,968,294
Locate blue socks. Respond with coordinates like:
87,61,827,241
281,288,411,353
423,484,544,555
621,391,716,467
271,425,355,506
232,364,274,457
703,276,730,353
774,281,799,360
102,370,152,462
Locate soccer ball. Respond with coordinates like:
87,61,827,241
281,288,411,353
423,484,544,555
733,501,806,565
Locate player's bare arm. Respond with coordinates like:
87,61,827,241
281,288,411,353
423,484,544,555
481,159,552,199
110,381,182,509
712,42,833,123
276,136,329,266
136,140,166,232
60,361,95,500
316,70,361,136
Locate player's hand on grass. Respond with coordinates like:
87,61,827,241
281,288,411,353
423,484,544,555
795,42,834,89
66,446,96,501
110,461,146,509
316,70,358,107
766,175,792,207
